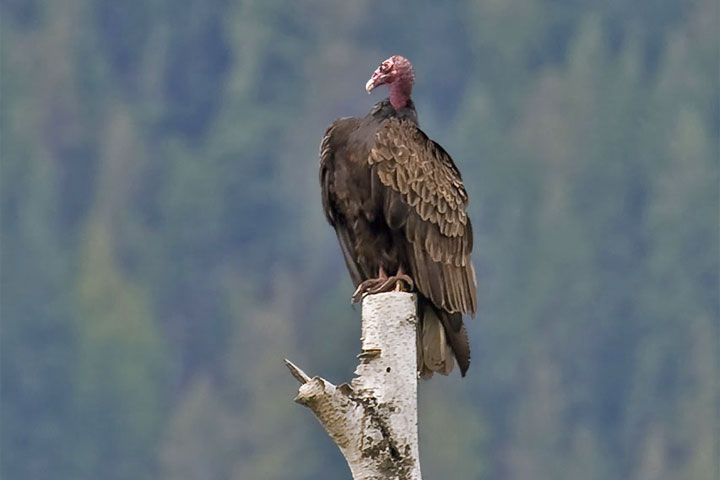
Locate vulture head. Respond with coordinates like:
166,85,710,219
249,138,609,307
365,55,415,109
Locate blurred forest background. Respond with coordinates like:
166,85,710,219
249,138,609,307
2,0,718,479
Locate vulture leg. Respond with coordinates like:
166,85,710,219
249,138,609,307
351,266,415,303
352,267,388,303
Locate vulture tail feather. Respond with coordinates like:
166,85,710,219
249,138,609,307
417,298,470,378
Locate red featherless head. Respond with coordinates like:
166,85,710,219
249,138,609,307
365,55,415,110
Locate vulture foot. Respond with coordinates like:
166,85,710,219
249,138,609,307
351,269,415,303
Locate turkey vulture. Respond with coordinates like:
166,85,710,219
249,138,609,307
319,55,476,377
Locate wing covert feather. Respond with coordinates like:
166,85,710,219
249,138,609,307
369,118,477,315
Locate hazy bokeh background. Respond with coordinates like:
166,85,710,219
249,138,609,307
2,1,718,479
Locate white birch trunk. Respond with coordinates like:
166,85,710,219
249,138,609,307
286,292,421,480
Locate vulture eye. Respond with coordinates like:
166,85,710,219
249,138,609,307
380,63,390,73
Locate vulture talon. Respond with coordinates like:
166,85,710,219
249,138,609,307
394,273,414,292
351,280,371,303
351,267,388,303
351,272,415,303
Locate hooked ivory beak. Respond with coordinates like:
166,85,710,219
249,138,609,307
365,77,375,94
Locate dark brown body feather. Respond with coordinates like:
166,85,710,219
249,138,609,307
320,98,476,376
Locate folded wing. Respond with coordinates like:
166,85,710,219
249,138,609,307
368,118,477,317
